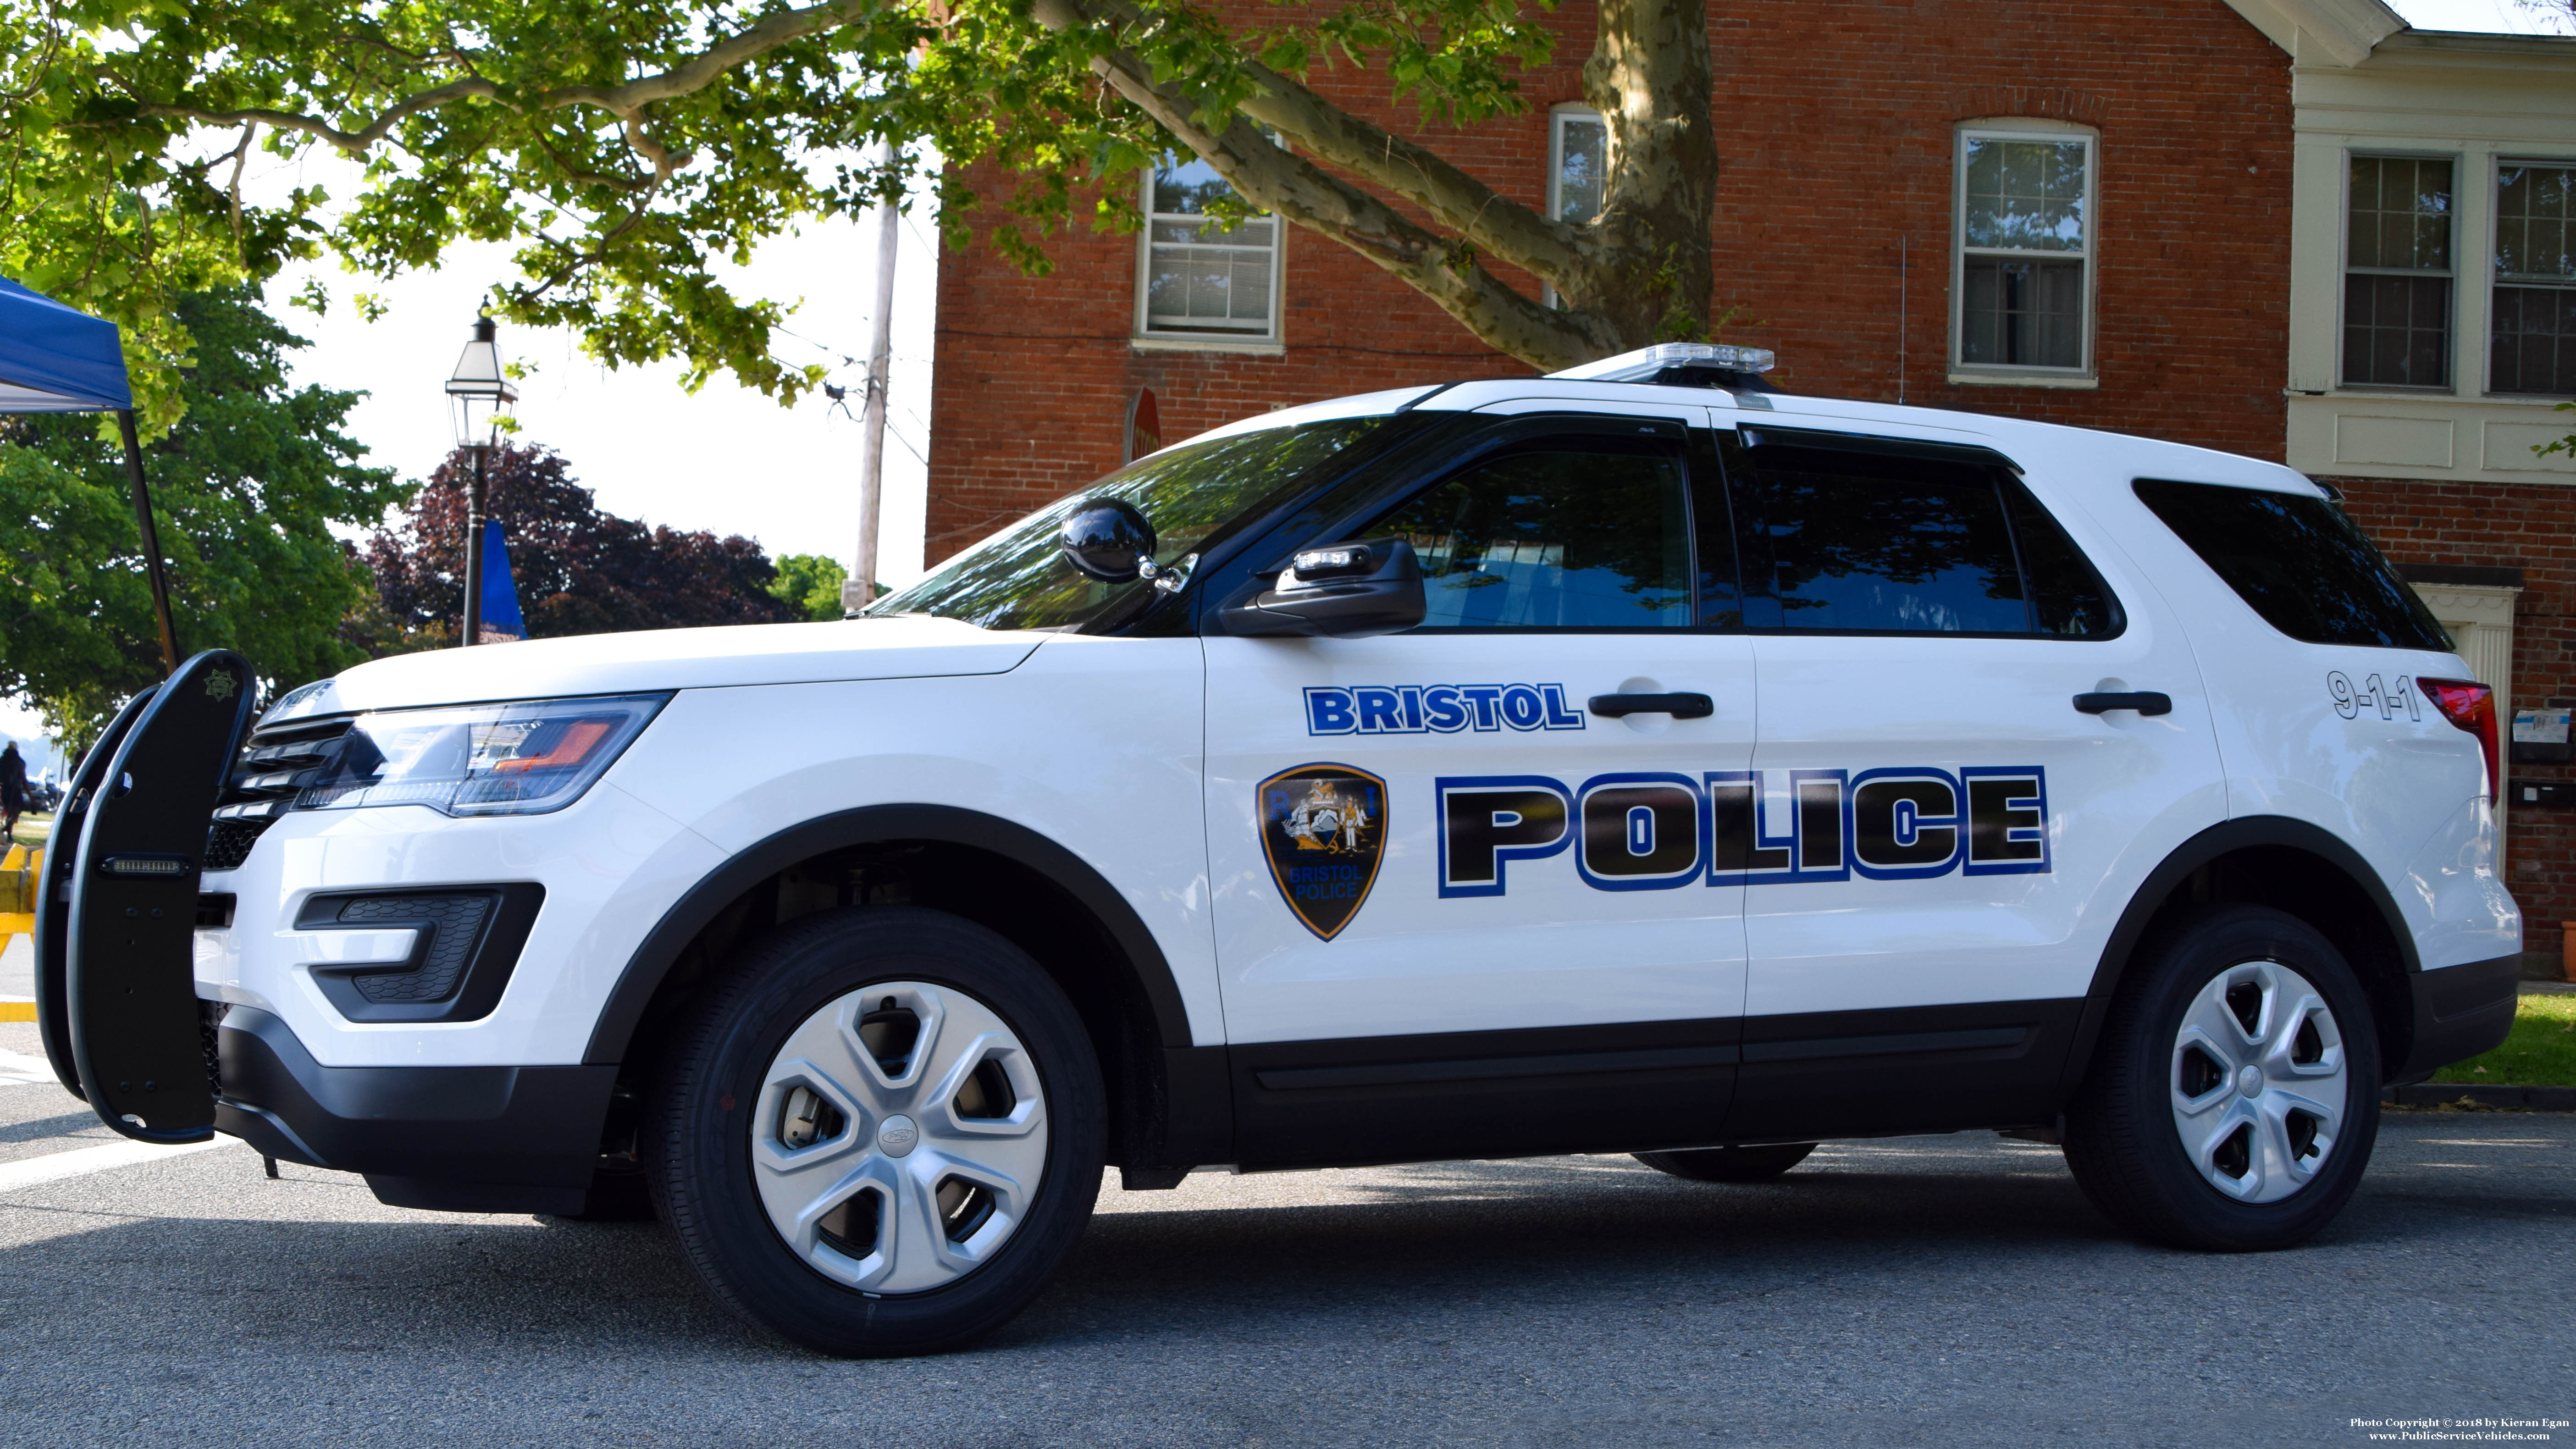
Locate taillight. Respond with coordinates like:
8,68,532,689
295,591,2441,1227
2419,678,2497,800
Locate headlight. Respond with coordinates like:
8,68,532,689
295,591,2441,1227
296,694,668,818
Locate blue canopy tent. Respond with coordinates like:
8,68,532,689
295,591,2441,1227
0,279,181,674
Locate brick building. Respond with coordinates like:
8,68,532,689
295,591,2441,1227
924,1,2576,940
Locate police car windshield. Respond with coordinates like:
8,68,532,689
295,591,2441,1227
872,416,1397,632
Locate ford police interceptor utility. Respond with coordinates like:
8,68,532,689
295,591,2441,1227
37,343,2521,1357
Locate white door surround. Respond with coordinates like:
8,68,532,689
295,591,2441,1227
2410,579,2521,866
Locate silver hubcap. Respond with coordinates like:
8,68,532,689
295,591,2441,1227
752,981,1049,1294
2169,960,2348,1204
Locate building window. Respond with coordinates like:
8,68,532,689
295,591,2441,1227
2342,155,2454,390
1954,127,2095,376
1549,107,1608,225
1137,153,1281,341
1541,107,1608,309
2493,160,2576,397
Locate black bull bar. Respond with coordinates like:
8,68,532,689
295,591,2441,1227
35,649,257,1141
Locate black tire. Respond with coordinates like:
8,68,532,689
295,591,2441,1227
2063,904,2380,1253
648,907,1105,1356
1634,1142,1817,1182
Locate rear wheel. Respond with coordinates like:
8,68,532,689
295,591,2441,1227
2063,904,2379,1252
650,907,1104,1356
1634,1142,1816,1183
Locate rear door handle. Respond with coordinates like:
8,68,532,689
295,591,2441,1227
1589,692,1715,720
2073,691,2173,716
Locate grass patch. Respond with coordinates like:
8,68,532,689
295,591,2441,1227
8,814,50,852
2429,991,2576,1087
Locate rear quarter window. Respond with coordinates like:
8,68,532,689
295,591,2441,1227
1730,442,2121,637
2132,478,2451,651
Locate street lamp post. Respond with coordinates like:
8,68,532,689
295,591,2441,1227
444,310,518,647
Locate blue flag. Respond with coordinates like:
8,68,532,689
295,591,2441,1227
478,519,526,643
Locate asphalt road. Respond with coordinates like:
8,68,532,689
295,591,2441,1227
1,1018,2569,1449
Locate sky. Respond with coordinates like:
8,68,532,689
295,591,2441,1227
267,171,944,588
2387,0,2573,30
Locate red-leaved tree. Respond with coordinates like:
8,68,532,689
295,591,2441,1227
365,444,795,648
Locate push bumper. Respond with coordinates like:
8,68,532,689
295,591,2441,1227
215,1005,618,1214
2391,953,2522,1084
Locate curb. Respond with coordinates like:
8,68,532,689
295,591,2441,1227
2383,1083,2576,1111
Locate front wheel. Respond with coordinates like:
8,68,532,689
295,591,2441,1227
2063,904,2380,1252
650,907,1105,1356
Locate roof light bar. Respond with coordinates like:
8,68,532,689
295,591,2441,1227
1549,342,1778,383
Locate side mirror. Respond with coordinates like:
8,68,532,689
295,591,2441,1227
1221,538,1426,639
1059,497,1157,583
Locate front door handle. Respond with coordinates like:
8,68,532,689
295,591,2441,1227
1589,692,1715,720
2073,691,2173,716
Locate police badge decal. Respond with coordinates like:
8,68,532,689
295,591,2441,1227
1257,763,1388,940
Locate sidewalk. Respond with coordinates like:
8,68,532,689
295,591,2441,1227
0,834,34,1023
0,931,29,1023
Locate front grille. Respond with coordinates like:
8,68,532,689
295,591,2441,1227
199,1000,229,1096
203,719,353,870
204,820,271,872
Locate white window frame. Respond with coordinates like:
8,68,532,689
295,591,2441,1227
1132,155,1287,353
1542,105,1606,310
1547,105,1606,224
2337,149,2460,395
2486,153,2576,400
1950,121,2100,387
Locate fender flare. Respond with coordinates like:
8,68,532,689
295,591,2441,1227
582,804,1196,1065
2055,814,2420,1098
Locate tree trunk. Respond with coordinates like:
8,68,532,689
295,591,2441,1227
1575,0,1718,346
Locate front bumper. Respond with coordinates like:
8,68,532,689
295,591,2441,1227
215,1005,617,1214
2391,953,2522,1084
198,781,726,1068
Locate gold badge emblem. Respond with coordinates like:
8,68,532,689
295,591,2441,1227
1257,764,1388,941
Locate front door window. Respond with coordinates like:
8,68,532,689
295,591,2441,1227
1377,447,1694,630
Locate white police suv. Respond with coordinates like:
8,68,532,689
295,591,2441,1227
38,343,2521,1356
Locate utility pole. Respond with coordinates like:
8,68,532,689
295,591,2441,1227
843,139,901,617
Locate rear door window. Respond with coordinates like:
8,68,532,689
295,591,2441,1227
2132,478,2450,651
2007,481,2123,636
1729,437,2120,636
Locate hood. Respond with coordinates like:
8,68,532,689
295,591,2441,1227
264,616,1041,724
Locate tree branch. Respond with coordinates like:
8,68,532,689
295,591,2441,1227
531,130,650,194
116,0,873,158
122,76,500,156
1047,0,1583,286
1230,58,1586,288
514,174,671,301
224,120,254,249
541,0,872,116
1031,0,1615,369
